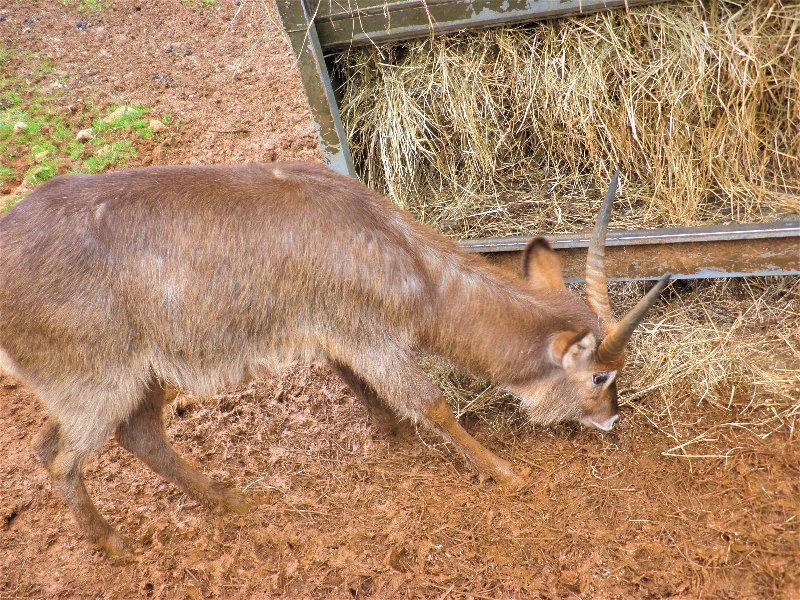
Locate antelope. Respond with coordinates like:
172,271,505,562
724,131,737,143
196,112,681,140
0,162,668,555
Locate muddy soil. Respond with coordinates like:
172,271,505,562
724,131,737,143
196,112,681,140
1,1,798,598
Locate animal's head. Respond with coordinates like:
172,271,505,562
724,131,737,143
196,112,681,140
510,172,670,431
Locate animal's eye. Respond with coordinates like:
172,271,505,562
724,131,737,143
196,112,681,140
592,372,610,386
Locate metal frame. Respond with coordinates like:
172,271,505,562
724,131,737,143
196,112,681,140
274,1,355,175
465,221,800,282
274,0,800,281
275,0,669,178
312,0,672,50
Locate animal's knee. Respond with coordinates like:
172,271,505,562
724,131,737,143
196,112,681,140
33,418,62,468
49,447,83,479
114,420,159,458
422,396,456,427
115,402,165,452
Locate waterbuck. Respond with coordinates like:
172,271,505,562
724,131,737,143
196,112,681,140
0,162,668,555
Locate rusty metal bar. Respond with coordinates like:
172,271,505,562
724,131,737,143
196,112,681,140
312,0,671,51
461,221,800,282
274,1,356,176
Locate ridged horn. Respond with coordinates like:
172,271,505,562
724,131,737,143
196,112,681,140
597,274,672,364
585,170,618,324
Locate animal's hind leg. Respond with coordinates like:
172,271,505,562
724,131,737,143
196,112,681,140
115,381,250,514
34,417,129,556
329,361,413,437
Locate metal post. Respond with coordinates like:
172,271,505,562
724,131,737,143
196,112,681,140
274,1,356,176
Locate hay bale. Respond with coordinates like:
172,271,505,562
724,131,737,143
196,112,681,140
335,0,800,239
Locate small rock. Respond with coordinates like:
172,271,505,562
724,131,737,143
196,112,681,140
148,119,166,133
102,105,134,123
183,47,193,56
75,20,87,31
33,150,49,162
41,79,67,93
76,127,93,142
13,121,27,133
150,72,174,86
164,43,175,56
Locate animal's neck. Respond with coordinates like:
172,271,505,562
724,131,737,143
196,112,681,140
422,255,561,385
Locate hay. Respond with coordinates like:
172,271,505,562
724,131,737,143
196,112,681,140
335,0,800,239
620,276,800,457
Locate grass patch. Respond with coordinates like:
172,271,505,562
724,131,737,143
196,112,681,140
25,160,58,185
59,0,108,12
83,140,137,173
181,0,220,9
0,165,17,185
0,50,171,209
0,48,17,64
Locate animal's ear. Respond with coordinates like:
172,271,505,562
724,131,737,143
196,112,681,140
550,331,596,369
522,238,565,292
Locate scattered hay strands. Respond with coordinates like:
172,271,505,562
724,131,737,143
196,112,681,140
336,0,800,239
628,277,800,456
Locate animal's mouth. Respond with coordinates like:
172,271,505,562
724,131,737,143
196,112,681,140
581,414,619,431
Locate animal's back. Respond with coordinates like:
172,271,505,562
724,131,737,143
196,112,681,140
0,162,435,398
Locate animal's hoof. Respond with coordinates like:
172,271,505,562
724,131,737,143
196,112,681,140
496,472,526,491
492,460,527,491
222,490,253,514
97,531,131,558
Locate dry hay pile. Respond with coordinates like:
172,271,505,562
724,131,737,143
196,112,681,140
336,0,799,238
333,0,800,458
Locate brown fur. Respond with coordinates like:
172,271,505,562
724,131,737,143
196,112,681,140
0,162,619,554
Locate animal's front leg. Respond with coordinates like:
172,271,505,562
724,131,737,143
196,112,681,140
332,348,526,489
422,397,526,490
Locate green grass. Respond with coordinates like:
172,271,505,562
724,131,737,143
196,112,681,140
1,50,172,210
59,0,108,12
0,48,16,64
82,140,137,173
181,0,220,8
25,160,58,185
0,165,16,183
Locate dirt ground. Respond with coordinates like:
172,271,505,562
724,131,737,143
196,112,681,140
1,1,798,598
